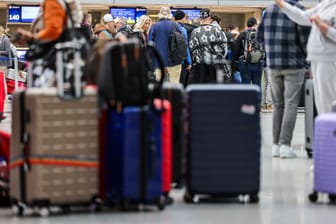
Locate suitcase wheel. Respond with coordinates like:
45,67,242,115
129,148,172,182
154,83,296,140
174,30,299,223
328,194,336,204
249,194,259,203
38,207,50,217
90,196,102,212
308,191,318,203
306,148,313,158
183,192,195,204
156,196,166,211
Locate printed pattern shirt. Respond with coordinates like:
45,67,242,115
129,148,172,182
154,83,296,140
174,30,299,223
189,24,227,64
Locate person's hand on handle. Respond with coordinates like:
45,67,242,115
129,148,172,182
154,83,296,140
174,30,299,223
275,0,286,9
310,15,329,35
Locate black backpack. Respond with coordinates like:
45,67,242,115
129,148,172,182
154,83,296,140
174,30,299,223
168,23,187,64
243,30,265,63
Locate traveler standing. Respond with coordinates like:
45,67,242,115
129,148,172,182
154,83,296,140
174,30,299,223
148,7,185,84
275,0,336,114
173,10,192,86
0,25,13,71
133,15,152,46
80,11,93,42
188,8,227,83
257,0,311,158
98,14,116,40
233,17,265,87
16,0,85,87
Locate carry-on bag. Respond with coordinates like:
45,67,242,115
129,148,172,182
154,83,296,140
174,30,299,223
0,71,5,119
304,79,317,158
162,83,185,188
9,40,99,216
184,84,261,203
104,106,165,210
154,98,172,202
308,111,336,203
0,131,10,207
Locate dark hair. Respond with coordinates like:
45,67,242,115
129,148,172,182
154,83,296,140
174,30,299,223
247,17,257,27
210,13,221,24
228,24,238,31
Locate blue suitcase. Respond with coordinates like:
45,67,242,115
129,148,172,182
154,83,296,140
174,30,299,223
184,84,261,203
105,106,165,210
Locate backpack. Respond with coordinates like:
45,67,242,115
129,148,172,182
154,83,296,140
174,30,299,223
168,23,187,64
243,30,265,63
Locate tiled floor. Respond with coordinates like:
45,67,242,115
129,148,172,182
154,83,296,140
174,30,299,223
0,103,335,224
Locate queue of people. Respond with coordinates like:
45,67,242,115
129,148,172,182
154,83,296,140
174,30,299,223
1,1,335,141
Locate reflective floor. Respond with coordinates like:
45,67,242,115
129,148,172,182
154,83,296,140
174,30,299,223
1,102,335,224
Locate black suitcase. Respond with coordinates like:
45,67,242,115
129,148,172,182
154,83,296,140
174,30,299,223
98,39,150,108
162,83,184,188
184,84,261,203
304,79,317,158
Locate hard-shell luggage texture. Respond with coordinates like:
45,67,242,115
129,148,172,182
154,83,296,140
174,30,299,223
0,130,10,163
9,88,99,215
104,106,165,210
304,79,317,158
0,71,5,117
162,83,184,188
184,84,261,203
154,99,172,197
308,113,336,203
0,131,10,206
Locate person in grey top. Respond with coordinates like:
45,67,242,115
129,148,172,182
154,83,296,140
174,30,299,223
0,25,13,70
275,0,336,114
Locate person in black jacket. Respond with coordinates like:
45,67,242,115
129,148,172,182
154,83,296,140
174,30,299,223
232,17,265,87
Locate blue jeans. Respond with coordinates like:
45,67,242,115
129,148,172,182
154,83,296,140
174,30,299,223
233,71,242,83
269,69,305,146
238,58,264,88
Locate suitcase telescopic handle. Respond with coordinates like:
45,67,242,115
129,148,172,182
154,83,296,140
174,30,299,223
56,1,83,100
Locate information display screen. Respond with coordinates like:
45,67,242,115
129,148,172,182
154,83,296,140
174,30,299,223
8,5,40,23
110,7,136,24
21,6,40,23
171,8,201,20
135,8,147,23
8,5,21,23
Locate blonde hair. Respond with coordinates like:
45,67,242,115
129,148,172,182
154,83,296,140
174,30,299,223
158,7,172,20
133,15,151,32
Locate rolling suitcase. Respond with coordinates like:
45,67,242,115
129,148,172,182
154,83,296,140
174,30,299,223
104,106,165,210
0,71,5,120
0,131,10,207
304,79,317,158
184,84,261,203
162,83,185,188
154,99,172,203
9,41,100,216
308,112,336,203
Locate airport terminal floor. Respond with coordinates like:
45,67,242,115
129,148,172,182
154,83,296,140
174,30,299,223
0,102,335,224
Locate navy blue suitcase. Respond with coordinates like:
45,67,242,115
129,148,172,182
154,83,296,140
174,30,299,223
105,106,165,210
184,84,261,203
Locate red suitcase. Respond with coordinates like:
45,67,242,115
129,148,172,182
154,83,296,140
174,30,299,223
0,131,10,162
0,130,10,207
6,79,26,95
0,71,5,118
154,99,172,204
